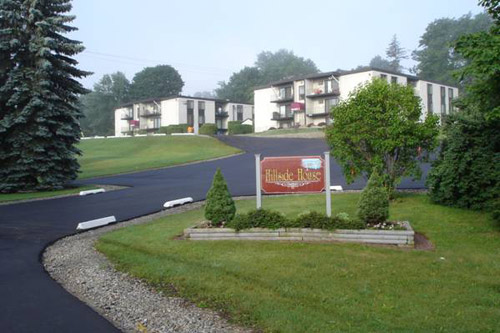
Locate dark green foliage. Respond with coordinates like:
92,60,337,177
228,121,253,135
326,79,439,195
199,124,217,135
0,0,90,192
427,1,499,217
227,209,288,231
216,49,318,103
294,211,333,229
204,169,236,226
80,72,130,136
129,65,184,100
369,55,392,71
357,171,390,224
159,124,189,134
216,67,261,104
226,209,364,231
427,112,499,210
412,12,492,85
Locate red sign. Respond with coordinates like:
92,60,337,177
261,156,325,193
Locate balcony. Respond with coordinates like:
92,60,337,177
140,109,161,118
272,112,294,121
121,112,133,120
306,88,340,99
215,111,229,118
271,94,294,103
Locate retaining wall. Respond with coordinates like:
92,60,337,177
184,221,414,246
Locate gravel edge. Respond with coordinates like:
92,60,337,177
42,201,251,333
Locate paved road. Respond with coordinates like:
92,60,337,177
0,137,430,332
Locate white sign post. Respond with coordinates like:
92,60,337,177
324,152,331,217
255,154,262,209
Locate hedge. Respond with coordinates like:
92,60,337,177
159,124,190,134
228,121,253,135
199,123,218,135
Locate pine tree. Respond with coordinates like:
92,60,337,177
204,168,236,226
0,0,90,192
386,34,408,72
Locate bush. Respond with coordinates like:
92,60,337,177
199,123,217,135
294,211,333,229
159,124,189,134
228,121,253,135
226,209,365,231
427,112,499,211
332,213,366,229
227,209,288,231
204,168,236,226
357,170,389,224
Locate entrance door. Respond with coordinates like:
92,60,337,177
295,112,305,126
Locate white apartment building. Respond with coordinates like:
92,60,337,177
114,95,253,136
254,67,459,133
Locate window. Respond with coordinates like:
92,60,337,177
326,98,338,112
380,74,387,81
440,87,446,115
153,117,161,129
198,101,205,125
280,104,292,118
232,105,236,119
427,84,433,114
391,76,398,84
216,118,223,129
448,88,454,113
279,86,292,99
299,85,305,100
187,100,194,126
236,105,243,121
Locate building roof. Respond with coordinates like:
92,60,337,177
253,66,459,90
116,94,253,109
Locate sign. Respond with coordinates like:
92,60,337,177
261,156,325,193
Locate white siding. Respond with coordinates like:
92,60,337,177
254,88,279,132
161,99,179,127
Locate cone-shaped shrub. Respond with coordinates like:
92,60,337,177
205,168,236,226
357,170,389,224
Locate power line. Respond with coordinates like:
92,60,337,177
82,50,237,74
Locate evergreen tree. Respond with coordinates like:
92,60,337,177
0,0,90,192
204,168,236,226
385,34,408,72
357,170,389,224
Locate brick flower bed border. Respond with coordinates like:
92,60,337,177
184,221,414,247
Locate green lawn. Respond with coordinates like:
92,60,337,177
78,136,240,179
0,185,96,203
97,193,500,332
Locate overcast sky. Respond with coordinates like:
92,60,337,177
70,0,483,95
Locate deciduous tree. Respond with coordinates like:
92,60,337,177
325,79,439,196
129,65,183,100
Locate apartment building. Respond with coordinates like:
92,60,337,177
253,67,459,133
114,95,253,136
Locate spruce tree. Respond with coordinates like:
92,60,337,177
386,34,408,72
204,168,236,226
0,0,89,192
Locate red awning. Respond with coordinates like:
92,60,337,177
129,120,140,126
291,102,305,111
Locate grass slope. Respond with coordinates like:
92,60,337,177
97,193,500,332
0,185,95,203
78,136,240,179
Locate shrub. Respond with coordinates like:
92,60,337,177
333,213,366,229
427,112,499,211
159,124,189,134
357,170,389,224
294,211,333,229
199,123,217,135
226,209,288,231
204,168,236,226
228,121,253,135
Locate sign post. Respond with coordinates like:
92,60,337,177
324,152,331,217
255,154,262,209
